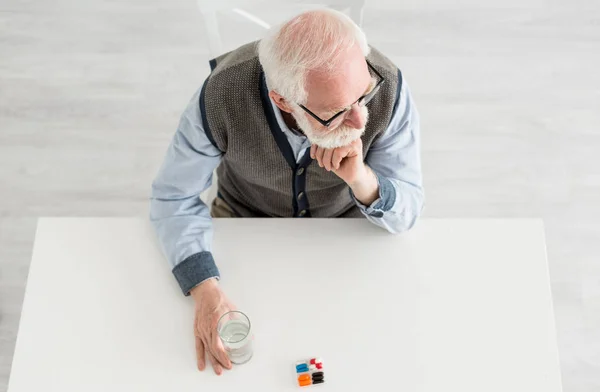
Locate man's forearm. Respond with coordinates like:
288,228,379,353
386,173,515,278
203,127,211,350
150,196,220,296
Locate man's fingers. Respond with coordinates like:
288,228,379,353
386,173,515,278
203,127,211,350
332,148,344,170
310,144,316,159
323,148,334,171
316,147,326,168
206,347,224,375
195,336,206,371
210,333,233,369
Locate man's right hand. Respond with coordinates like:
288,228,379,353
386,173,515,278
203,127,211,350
190,278,234,375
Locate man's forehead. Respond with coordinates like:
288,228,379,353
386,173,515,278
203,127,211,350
305,59,370,111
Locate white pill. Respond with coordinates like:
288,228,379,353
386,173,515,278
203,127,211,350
309,364,317,371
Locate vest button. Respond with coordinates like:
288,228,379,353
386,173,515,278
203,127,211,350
298,192,305,200
298,210,307,217
296,167,305,176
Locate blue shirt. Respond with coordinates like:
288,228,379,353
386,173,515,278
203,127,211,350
150,79,424,295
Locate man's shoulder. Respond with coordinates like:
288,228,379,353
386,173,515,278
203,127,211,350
209,41,261,79
367,46,401,77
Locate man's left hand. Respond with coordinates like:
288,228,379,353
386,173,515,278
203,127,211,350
310,139,379,206
310,138,366,184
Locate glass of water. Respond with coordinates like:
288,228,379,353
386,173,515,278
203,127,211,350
217,310,253,365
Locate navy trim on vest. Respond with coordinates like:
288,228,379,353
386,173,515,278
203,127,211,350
259,71,313,218
209,58,217,72
390,68,403,127
259,72,297,170
292,151,313,217
199,77,220,151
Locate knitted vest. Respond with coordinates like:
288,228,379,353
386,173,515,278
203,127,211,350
200,41,402,217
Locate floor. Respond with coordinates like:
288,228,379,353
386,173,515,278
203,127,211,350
1,0,599,391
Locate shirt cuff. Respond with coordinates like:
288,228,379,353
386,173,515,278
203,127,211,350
350,172,397,218
172,251,220,296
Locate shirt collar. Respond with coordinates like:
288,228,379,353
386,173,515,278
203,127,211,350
269,96,304,137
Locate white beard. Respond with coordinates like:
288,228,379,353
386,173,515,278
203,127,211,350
292,105,369,149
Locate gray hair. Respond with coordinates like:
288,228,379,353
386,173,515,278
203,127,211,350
258,9,370,105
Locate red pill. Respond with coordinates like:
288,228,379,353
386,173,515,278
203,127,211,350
316,363,323,369
310,358,316,365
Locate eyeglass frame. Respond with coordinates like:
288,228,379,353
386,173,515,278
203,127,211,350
297,59,385,128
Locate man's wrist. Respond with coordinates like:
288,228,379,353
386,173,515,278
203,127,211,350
190,277,219,301
349,165,379,206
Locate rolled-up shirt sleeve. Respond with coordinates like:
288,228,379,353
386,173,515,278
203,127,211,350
352,80,425,233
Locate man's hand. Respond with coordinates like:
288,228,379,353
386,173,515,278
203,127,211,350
190,278,234,375
310,138,379,206
310,138,365,184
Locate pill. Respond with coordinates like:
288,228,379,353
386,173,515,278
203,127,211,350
312,376,324,382
299,379,312,387
313,379,325,384
316,357,323,364
296,361,307,366
298,374,310,381
312,371,324,377
312,373,324,379
310,358,316,364
309,364,317,371
296,365,309,373
316,363,323,369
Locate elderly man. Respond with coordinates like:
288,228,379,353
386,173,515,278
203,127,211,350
150,9,423,375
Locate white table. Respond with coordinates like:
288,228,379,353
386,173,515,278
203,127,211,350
7,218,562,392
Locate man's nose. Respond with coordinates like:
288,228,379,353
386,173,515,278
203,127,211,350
343,103,366,129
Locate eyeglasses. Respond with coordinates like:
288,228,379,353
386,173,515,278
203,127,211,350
297,60,385,128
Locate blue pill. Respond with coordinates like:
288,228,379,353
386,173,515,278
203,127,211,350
296,364,309,373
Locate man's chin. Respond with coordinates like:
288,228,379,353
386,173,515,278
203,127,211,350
309,130,364,149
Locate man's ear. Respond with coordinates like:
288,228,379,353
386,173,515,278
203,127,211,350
269,91,294,113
